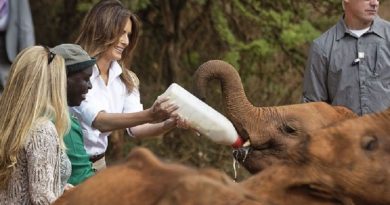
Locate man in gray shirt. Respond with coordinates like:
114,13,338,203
303,0,390,116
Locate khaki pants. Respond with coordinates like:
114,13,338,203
92,156,107,172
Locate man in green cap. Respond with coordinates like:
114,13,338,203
51,44,95,185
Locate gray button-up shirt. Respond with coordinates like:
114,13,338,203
303,16,390,116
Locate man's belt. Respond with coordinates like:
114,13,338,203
89,152,105,163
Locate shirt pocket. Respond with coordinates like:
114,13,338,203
363,43,379,74
329,46,348,74
328,46,353,92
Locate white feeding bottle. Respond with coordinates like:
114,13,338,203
160,83,243,148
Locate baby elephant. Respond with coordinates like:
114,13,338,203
306,108,390,205
243,108,390,205
54,147,347,205
54,147,264,205
193,60,357,173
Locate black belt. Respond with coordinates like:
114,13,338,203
89,152,105,163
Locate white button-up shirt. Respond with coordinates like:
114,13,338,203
70,61,143,156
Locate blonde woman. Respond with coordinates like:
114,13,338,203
0,46,71,204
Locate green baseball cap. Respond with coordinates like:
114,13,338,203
51,44,96,73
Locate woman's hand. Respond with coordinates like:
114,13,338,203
173,114,191,129
149,96,178,122
162,114,191,130
171,114,200,136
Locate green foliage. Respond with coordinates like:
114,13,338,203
231,0,262,22
192,0,208,6
125,0,152,11
281,20,321,49
222,51,241,68
240,39,273,58
211,1,275,70
264,10,294,28
212,5,237,46
77,0,99,12
186,51,201,68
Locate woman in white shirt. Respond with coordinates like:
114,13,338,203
72,0,181,171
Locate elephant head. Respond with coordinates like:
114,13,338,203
193,60,357,173
302,108,390,205
242,108,390,205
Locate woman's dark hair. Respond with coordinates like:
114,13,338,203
76,0,141,91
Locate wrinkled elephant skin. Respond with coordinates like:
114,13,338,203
54,147,352,205
194,60,357,173
54,147,263,205
243,108,390,205
305,109,390,205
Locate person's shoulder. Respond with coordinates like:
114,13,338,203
115,61,140,89
372,17,390,40
127,69,140,88
377,17,390,29
377,16,390,24
24,119,58,150
313,23,338,45
32,119,56,132
308,23,338,55
28,120,57,141
121,68,140,91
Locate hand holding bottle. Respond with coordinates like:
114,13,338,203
148,96,178,122
160,83,243,148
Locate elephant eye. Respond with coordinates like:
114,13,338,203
281,124,297,135
361,135,378,151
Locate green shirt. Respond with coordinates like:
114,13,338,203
64,116,95,185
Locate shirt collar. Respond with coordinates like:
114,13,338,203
369,16,385,39
91,61,123,83
109,61,123,78
91,65,100,79
336,15,385,40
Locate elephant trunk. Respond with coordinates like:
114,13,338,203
193,60,255,138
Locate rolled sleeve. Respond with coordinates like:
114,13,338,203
72,97,106,128
79,102,104,127
123,88,143,137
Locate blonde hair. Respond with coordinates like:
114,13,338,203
76,0,141,92
0,46,70,189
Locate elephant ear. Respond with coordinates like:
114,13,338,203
333,106,357,119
